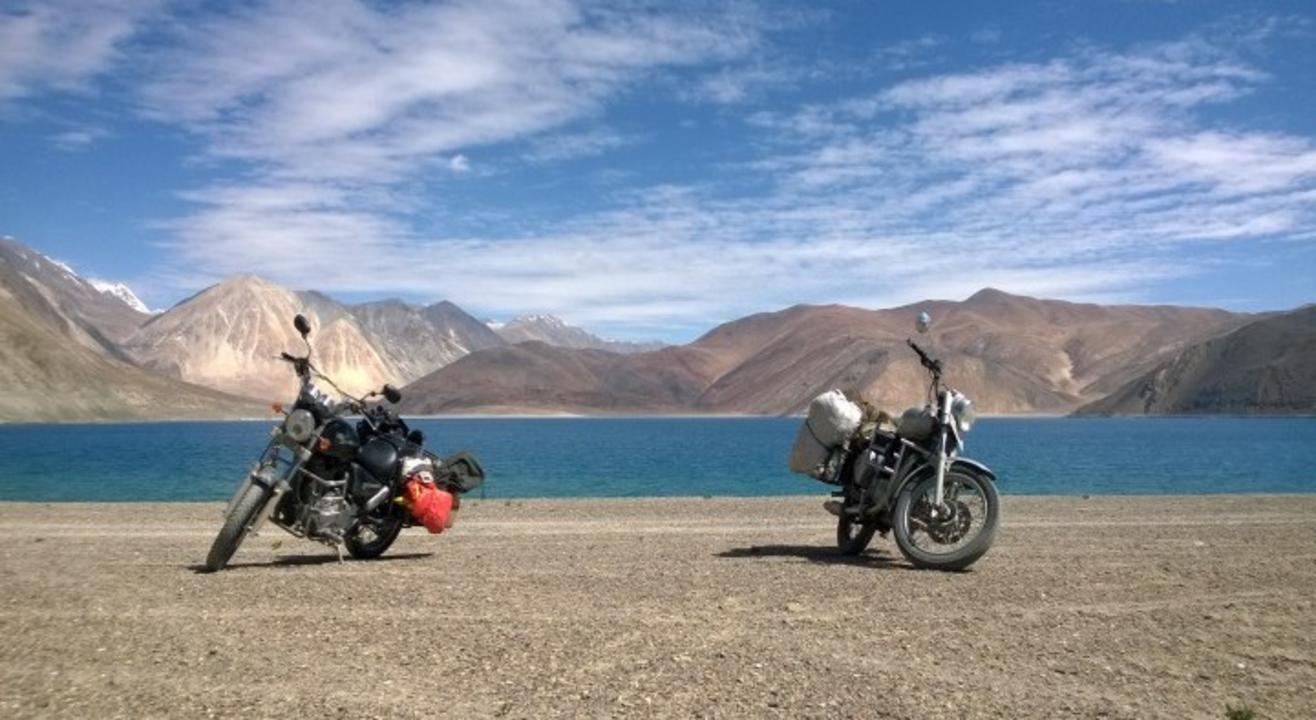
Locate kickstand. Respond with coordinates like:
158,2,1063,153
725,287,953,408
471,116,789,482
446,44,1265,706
336,544,345,563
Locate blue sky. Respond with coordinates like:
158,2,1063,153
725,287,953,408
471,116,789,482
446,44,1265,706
1,0,1314,341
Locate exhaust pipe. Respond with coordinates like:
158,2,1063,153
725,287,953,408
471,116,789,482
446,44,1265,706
365,486,391,512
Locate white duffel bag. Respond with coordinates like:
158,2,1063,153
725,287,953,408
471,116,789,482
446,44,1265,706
788,390,862,477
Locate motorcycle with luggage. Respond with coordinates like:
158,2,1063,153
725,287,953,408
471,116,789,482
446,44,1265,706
204,313,484,572
788,312,999,571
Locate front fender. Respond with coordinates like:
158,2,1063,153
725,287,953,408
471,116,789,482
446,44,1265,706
951,457,997,483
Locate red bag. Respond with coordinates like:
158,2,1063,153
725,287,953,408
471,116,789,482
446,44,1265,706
403,478,454,534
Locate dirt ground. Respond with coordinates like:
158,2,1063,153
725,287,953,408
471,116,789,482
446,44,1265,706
0,495,1313,719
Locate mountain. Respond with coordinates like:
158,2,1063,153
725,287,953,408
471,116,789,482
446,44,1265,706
88,280,154,315
0,241,260,422
122,276,397,400
349,299,505,384
401,290,1252,416
493,315,666,354
0,236,150,354
1075,306,1316,415
402,342,711,414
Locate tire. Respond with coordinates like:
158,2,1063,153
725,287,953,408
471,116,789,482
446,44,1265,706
204,483,271,572
892,469,999,571
837,515,878,556
344,514,404,560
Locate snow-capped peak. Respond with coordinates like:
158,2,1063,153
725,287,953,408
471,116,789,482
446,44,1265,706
89,279,155,314
47,257,79,278
484,319,505,330
511,314,566,328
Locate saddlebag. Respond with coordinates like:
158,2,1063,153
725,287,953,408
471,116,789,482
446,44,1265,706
788,390,862,479
402,477,455,534
433,451,485,494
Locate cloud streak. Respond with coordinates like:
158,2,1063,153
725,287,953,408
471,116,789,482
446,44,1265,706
154,19,1316,338
7,2,1313,339
0,0,157,105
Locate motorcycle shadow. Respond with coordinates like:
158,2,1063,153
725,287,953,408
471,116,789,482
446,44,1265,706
716,545,918,571
187,552,433,573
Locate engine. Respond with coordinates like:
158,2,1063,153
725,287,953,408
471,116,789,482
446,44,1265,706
305,492,354,542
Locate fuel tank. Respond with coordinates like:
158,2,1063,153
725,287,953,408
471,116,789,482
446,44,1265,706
358,436,400,481
897,407,935,442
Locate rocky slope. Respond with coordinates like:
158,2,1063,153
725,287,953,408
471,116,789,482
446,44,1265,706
0,250,260,422
122,276,397,400
402,290,1252,415
349,299,505,384
0,236,150,355
1076,306,1316,415
494,315,665,354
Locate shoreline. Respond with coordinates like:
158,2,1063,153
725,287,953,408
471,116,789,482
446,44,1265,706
4,412,1315,426
4,491,1316,506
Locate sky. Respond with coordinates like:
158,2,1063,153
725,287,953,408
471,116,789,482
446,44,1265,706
1,0,1314,341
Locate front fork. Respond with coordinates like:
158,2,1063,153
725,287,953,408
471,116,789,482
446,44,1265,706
222,428,309,536
932,389,952,512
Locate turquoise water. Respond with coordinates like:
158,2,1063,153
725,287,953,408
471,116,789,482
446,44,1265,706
0,417,1312,501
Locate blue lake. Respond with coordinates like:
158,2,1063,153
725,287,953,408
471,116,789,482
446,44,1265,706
0,417,1312,502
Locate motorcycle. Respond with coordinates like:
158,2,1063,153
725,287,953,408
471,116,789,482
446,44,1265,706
823,312,1000,571
203,313,484,572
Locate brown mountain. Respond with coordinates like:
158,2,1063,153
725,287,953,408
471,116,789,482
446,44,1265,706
0,236,150,356
493,315,666,354
348,299,505,384
1075,306,1316,415
0,243,259,422
401,290,1252,415
122,276,397,401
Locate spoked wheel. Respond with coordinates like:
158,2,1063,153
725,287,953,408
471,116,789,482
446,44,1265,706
345,507,405,560
892,469,999,571
837,514,878,556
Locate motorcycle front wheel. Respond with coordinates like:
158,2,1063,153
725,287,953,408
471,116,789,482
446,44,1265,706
892,468,999,571
204,483,272,572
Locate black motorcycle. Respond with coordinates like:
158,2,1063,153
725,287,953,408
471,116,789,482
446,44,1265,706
825,311,1000,571
203,314,483,572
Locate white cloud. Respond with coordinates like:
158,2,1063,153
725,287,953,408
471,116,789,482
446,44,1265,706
0,0,157,104
140,0,759,183
28,4,1307,339
50,126,110,151
523,127,635,162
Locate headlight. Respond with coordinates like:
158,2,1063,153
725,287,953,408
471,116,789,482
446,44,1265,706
951,393,976,433
284,409,316,443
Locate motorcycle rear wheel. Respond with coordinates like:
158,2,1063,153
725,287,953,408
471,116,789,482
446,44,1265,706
892,469,998,571
204,483,271,572
836,515,878,556
345,514,404,560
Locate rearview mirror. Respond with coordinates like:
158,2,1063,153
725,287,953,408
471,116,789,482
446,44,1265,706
383,384,402,404
916,311,932,334
293,314,311,338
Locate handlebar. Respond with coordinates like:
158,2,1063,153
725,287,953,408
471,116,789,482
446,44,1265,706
907,339,943,375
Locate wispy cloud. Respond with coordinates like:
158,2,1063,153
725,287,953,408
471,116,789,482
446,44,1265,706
147,20,1316,338
523,127,637,162
0,0,157,105
7,2,1312,339
140,0,759,183
50,125,110,151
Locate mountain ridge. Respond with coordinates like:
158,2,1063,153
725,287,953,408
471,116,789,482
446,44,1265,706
1075,306,1316,416
401,290,1255,416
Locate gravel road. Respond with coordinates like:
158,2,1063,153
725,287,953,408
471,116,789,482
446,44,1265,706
1,495,1313,719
